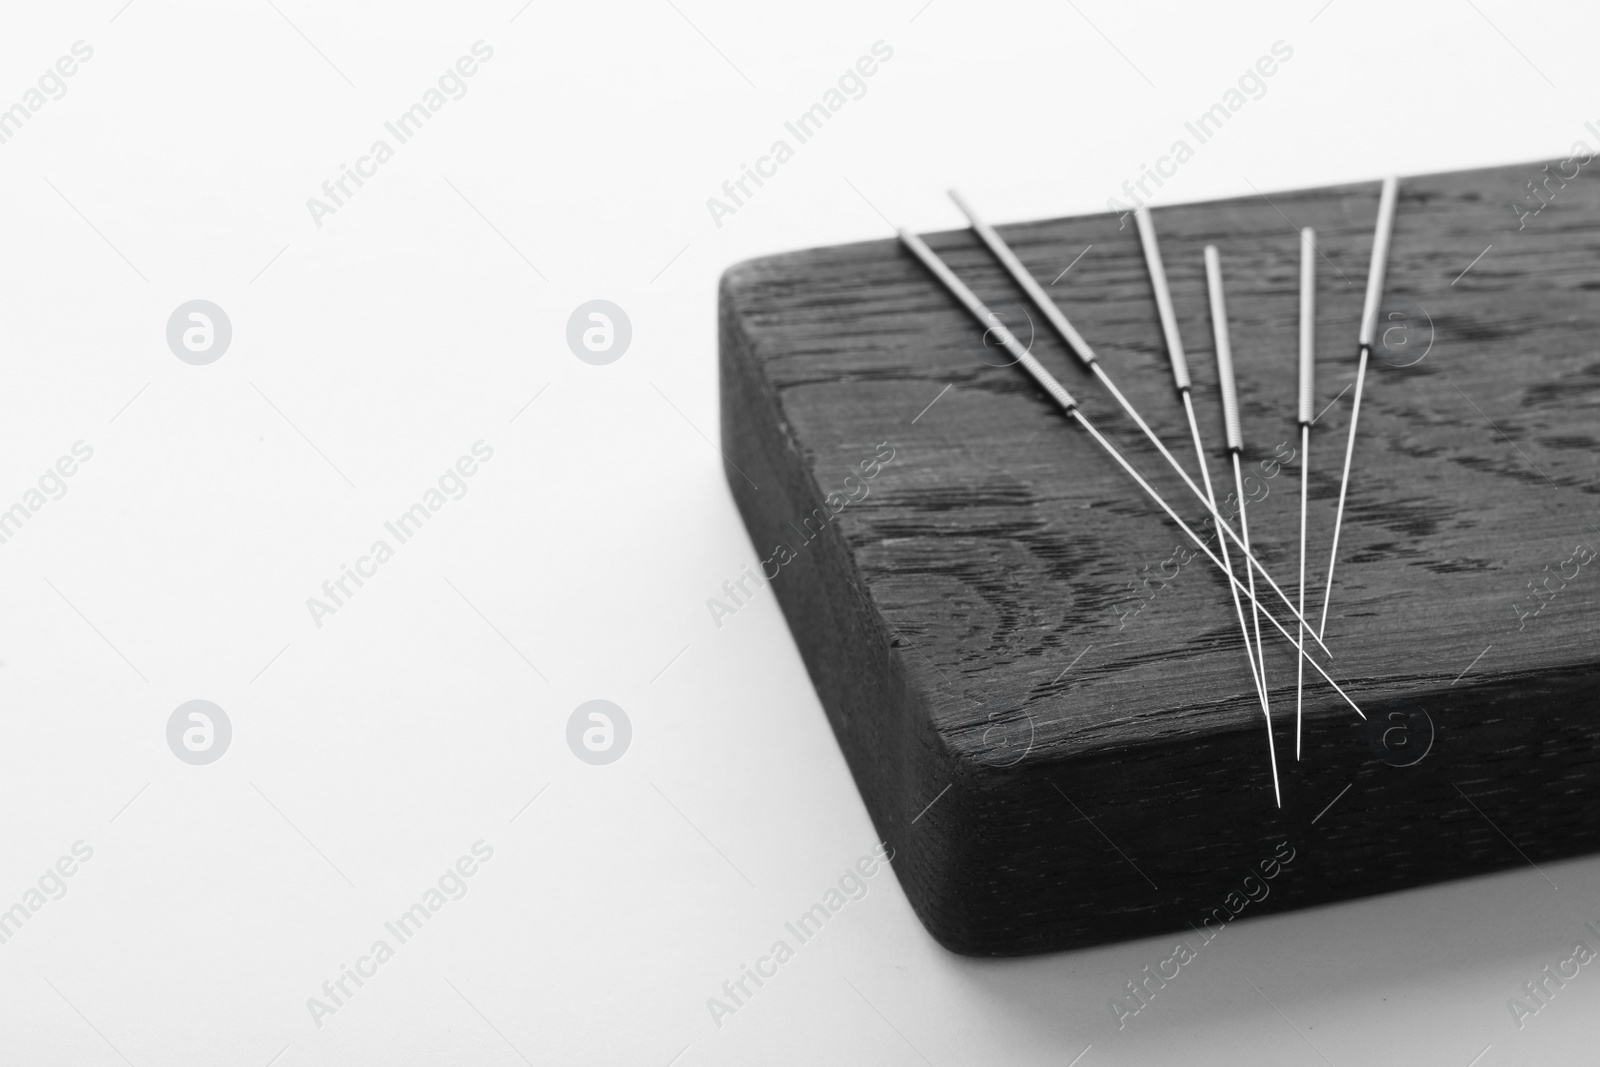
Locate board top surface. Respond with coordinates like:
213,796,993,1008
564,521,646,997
720,161,1600,769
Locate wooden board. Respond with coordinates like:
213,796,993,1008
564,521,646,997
718,159,1600,956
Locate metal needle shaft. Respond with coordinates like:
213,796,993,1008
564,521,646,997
1233,455,1269,702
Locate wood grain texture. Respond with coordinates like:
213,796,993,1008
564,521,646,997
719,160,1600,955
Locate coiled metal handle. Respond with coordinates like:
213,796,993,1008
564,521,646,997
1204,245,1243,452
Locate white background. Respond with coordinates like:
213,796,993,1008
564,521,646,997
0,0,1595,1064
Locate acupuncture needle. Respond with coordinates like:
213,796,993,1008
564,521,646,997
1204,246,1279,804
1295,228,1315,760
947,191,1331,657
1318,176,1399,641
898,227,1366,722
1132,205,1270,729
1203,246,1276,782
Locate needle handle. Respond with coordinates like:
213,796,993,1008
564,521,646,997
1357,176,1400,348
1299,228,1316,426
1134,206,1191,392
1203,245,1244,452
898,228,1081,412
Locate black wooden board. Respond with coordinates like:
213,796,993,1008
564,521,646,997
718,159,1600,955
